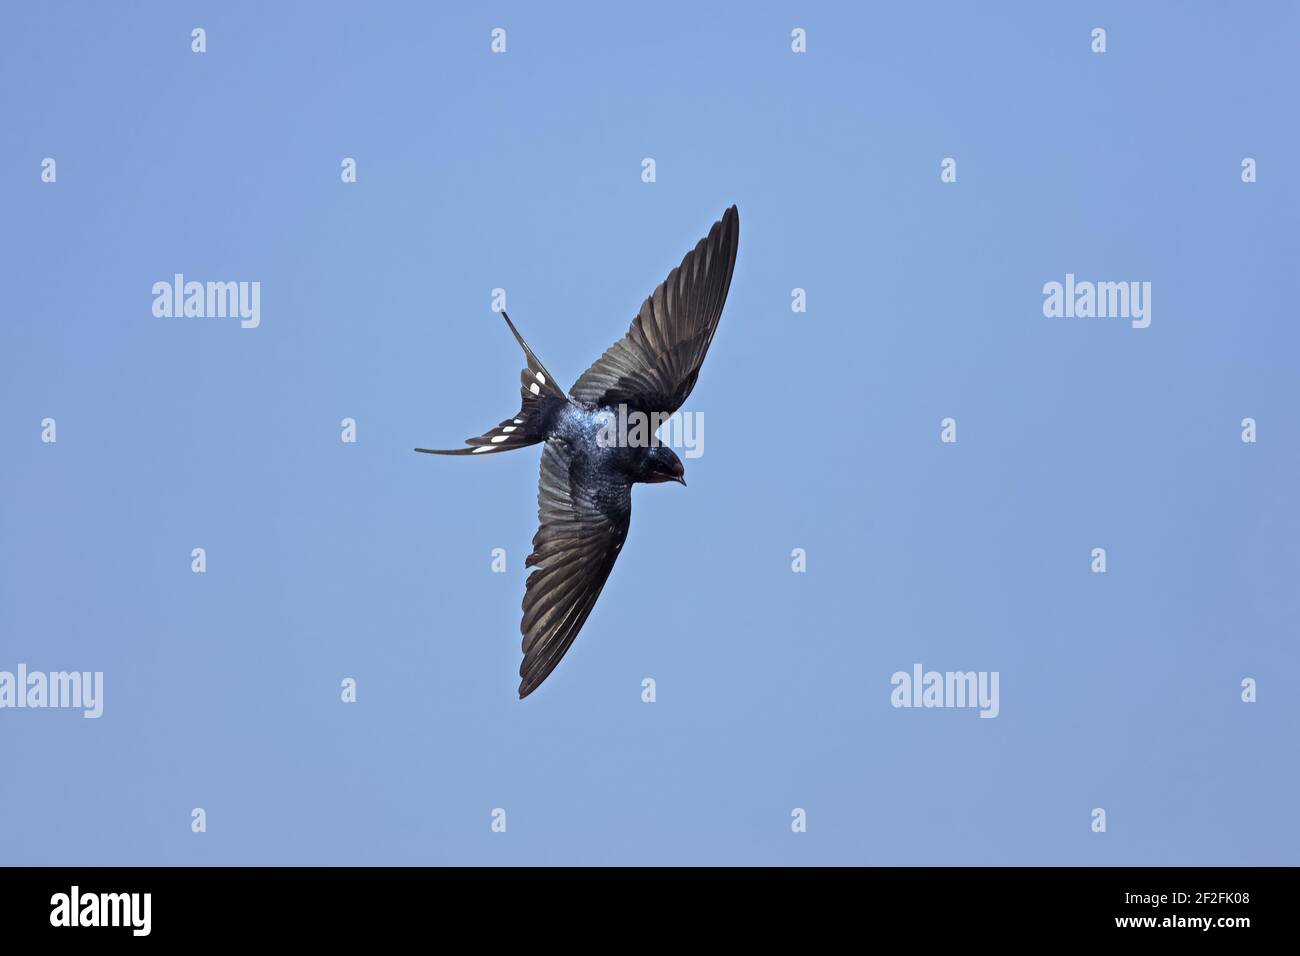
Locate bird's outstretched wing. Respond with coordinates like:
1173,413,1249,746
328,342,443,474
518,439,632,698
569,205,739,416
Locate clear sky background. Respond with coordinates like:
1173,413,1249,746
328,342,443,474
1,2,1296,865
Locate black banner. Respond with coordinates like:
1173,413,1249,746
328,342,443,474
0,866,1278,941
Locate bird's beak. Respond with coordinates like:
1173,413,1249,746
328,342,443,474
674,476,687,486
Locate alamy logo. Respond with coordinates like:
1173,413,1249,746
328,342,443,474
1042,273,1151,329
152,274,261,328
594,404,704,459
50,886,150,936
0,664,103,718
890,663,1000,718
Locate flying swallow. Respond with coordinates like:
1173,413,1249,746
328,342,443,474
418,206,739,697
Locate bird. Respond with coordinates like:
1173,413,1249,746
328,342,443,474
416,206,740,698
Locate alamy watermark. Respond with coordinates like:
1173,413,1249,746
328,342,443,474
0,664,103,718
594,404,704,459
890,663,999,718
152,274,261,329
1043,273,1151,329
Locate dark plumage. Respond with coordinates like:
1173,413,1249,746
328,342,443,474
417,206,739,697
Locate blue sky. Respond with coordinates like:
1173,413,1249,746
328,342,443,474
1,1,1296,865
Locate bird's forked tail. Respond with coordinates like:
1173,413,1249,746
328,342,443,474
415,312,567,456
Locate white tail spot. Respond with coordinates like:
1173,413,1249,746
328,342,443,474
529,383,540,395
491,435,509,443
502,426,516,433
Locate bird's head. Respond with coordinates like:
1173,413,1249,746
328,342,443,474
640,445,686,486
